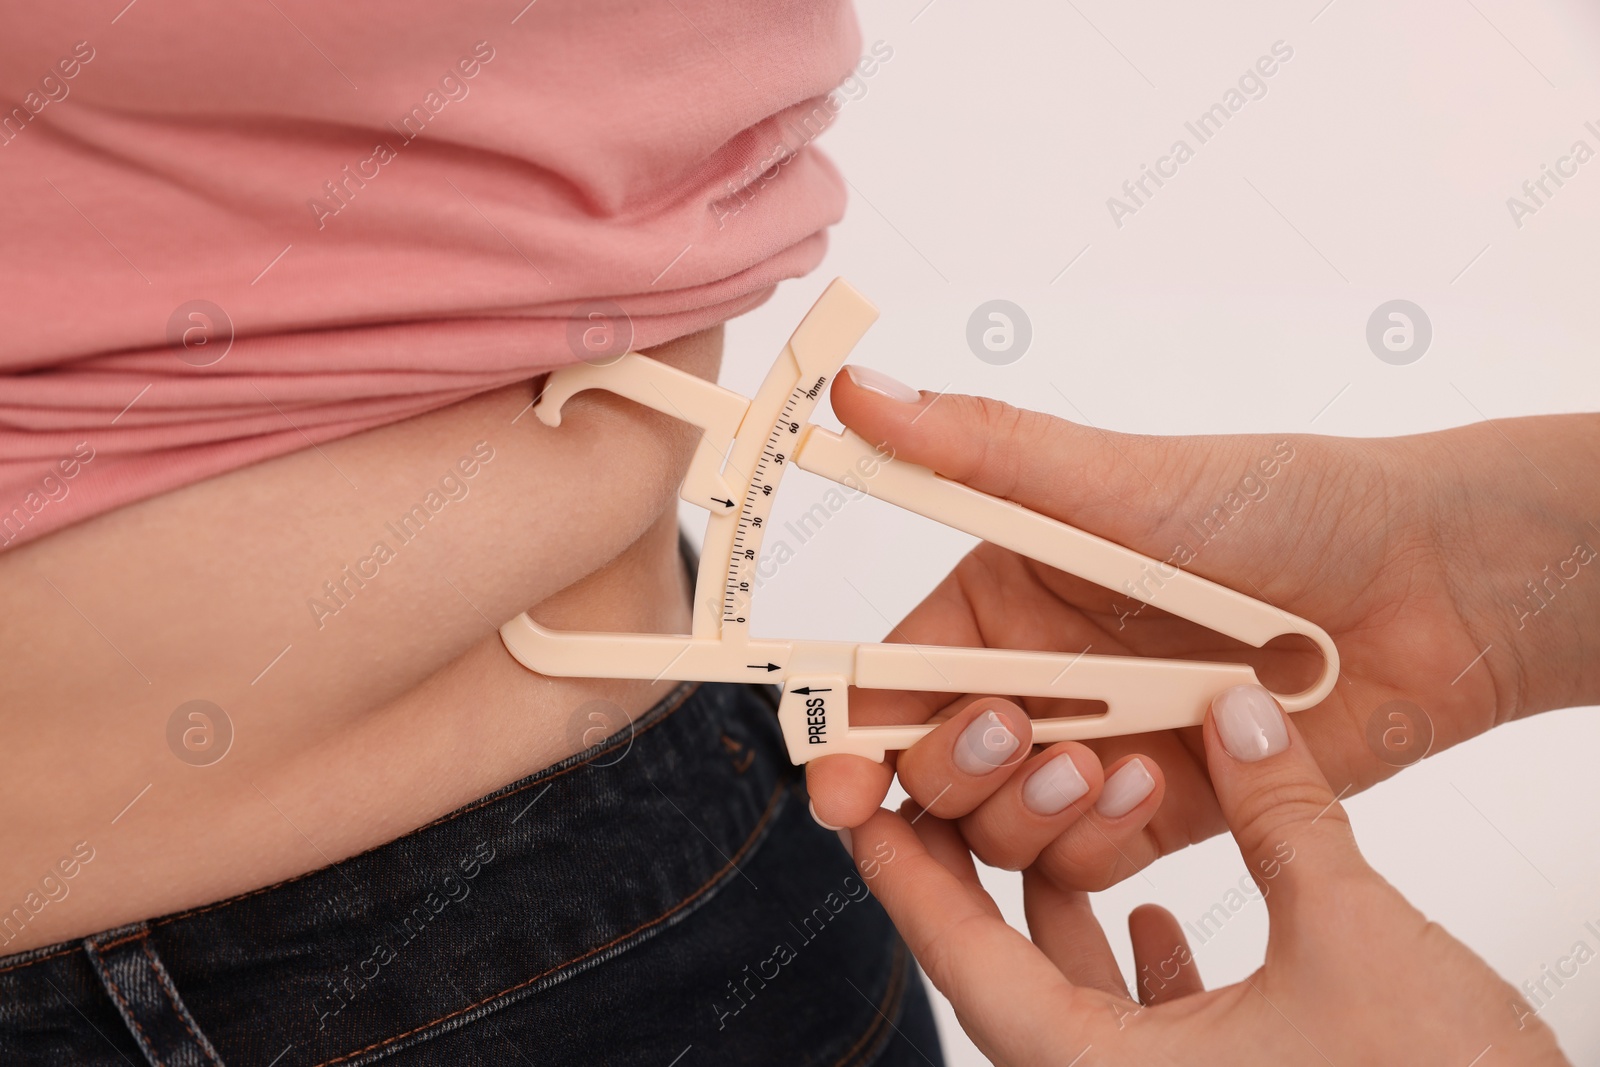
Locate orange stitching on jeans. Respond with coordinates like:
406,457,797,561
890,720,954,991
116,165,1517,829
141,937,222,1066
308,771,789,1067
0,923,150,976
0,943,77,976
93,942,167,1067
149,682,703,927
94,930,150,952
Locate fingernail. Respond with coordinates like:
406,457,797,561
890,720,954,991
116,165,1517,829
1022,754,1090,815
845,365,921,403
1213,684,1289,762
837,827,853,855
809,798,844,832
953,710,1020,775
1096,758,1154,818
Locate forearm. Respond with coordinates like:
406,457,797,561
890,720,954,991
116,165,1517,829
1418,412,1600,721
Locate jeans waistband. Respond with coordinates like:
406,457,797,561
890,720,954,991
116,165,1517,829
0,679,798,1066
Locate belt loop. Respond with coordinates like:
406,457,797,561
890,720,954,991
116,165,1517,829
84,922,226,1067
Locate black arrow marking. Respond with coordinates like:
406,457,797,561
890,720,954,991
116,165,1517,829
790,686,831,695
748,663,780,672
711,497,735,509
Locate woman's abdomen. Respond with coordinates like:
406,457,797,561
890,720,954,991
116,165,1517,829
0,327,721,952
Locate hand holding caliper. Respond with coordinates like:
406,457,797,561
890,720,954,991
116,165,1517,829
501,280,1339,767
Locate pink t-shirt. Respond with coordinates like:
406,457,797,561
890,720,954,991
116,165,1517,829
0,0,859,550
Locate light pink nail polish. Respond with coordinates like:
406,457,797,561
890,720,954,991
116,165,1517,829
1022,755,1090,815
1096,758,1154,818
845,364,921,403
1213,684,1289,762
953,710,1019,775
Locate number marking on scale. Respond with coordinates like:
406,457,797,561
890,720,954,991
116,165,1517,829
724,382,822,628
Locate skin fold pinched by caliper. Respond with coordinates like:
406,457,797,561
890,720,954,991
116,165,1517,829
500,279,1338,766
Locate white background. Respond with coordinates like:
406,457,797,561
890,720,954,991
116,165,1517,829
690,1,1600,1061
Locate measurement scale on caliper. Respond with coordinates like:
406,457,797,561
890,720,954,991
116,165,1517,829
501,279,1339,765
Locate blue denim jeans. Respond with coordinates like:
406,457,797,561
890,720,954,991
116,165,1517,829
0,680,943,1066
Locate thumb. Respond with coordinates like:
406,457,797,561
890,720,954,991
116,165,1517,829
1203,683,1371,913
833,365,1180,540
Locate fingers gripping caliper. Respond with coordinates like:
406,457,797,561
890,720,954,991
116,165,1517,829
500,280,1339,765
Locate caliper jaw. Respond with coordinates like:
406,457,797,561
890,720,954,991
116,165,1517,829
532,352,751,512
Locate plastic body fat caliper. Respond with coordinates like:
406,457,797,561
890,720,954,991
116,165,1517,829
500,279,1339,766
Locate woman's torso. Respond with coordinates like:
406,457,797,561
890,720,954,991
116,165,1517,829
1,0,861,955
